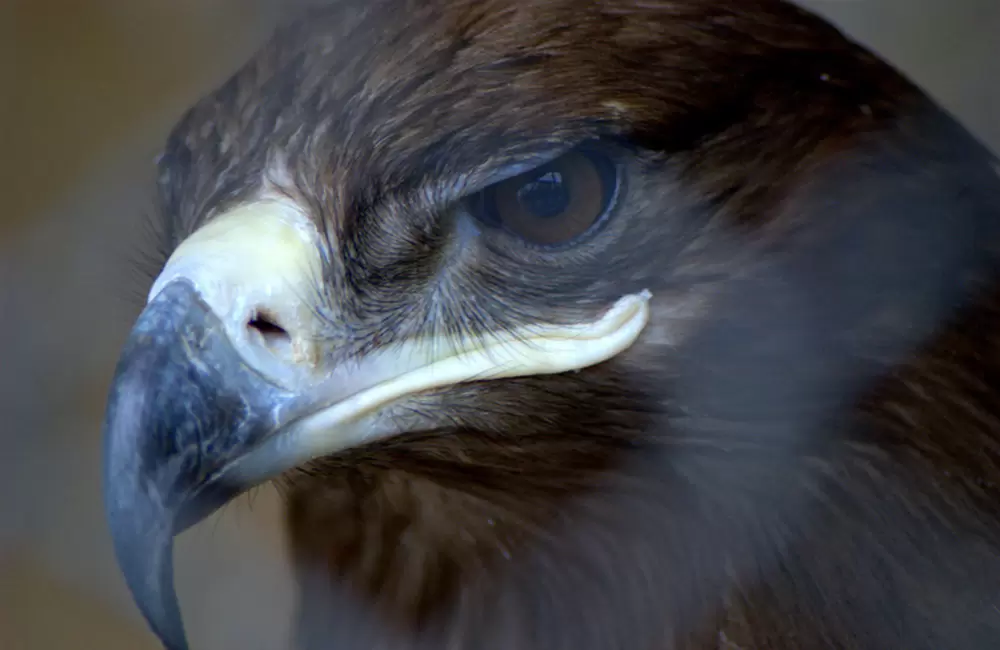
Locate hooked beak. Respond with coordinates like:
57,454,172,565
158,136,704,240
103,279,299,650
102,198,651,650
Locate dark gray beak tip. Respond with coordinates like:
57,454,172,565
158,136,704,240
105,506,188,650
103,354,190,650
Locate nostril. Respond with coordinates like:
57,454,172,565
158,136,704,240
248,311,293,357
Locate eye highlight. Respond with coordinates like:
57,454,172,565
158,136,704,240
465,147,620,247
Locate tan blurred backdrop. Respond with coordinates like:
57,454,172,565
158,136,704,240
1,1,997,648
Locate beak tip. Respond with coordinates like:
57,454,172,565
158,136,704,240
104,400,189,650
104,486,189,650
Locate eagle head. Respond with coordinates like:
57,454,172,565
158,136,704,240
102,1,1000,649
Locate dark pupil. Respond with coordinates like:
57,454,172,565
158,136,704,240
516,169,569,219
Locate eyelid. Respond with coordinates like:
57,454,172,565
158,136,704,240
447,144,577,202
481,137,627,192
483,147,573,186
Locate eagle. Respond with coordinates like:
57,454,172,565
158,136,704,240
102,1,1000,648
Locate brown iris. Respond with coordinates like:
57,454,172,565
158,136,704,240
465,148,619,247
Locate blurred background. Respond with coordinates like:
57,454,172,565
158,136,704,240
0,1,997,648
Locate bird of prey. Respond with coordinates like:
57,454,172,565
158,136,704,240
102,0,1000,648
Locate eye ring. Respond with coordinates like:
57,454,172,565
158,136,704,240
464,145,622,249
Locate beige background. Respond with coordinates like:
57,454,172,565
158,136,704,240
1,1,997,648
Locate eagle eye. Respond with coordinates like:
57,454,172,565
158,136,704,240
465,147,620,247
